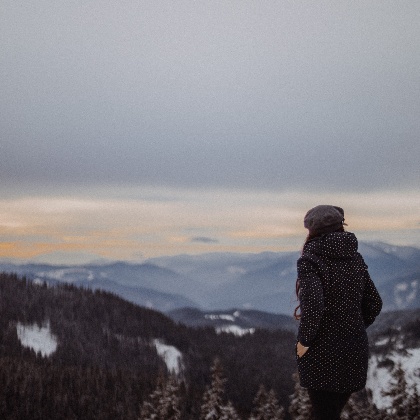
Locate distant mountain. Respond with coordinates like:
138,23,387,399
155,242,420,314
167,307,298,334
204,255,298,314
367,307,420,336
358,242,420,285
71,278,198,313
1,241,419,314
0,262,199,312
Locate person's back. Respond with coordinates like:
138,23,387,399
295,206,382,419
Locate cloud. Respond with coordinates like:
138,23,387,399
190,237,219,244
0,1,419,194
0,188,419,263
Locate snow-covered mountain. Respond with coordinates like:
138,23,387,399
167,307,298,334
1,241,419,314
366,308,420,410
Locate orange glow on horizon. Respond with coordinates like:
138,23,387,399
0,188,418,263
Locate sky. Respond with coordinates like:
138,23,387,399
1,1,419,264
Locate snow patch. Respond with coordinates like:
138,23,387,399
394,280,418,307
216,325,255,336
36,267,95,282
205,313,235,322
396,283,408,292
367,349,420,410
375,337,388,346
16,321,58,357
154,339,183,375
33,278,44,286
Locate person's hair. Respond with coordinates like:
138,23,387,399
293,226,345,320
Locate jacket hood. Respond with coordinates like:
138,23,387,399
303,231,358,259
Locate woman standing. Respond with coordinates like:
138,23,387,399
295,205,382,420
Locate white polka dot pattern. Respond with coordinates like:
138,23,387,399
296,232,382,392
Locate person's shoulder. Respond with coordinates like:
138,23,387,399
354,251,368,269
298,252,324,267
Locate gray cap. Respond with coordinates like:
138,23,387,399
304,205,346,235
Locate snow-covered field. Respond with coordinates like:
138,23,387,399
216,325,256,336
154,339,183,375
367,348,420,409
205,311,256,336
16,321,58,357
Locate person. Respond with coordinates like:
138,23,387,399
294,205,382,420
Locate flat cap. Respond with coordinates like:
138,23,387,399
304,205,346,235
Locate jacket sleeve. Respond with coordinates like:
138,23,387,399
297,256,325,347
361,266,382,327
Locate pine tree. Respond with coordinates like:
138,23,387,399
341,389,386,420
200,358,240,420
250,385,268,420
221,401,241,420
266,390,285,420
381,362,411,419
140,374,181,420
288,372,312,420
407,383,420,420
249,385,285,420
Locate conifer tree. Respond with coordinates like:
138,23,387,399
200,358,240,420
407,383,420,420
266,389,285,420
249,384,285,420
140,374,181,420
341,389,386,420
382,362,411,419
288,372,312,420
222,401,241,420
250,385,268,420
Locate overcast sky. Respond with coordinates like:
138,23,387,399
1,1,419,263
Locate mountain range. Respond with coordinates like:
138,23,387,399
1,272,419,418
1,241,419,315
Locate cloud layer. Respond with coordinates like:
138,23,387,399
1,1,419,193
0,188,419,262
1,1,419,262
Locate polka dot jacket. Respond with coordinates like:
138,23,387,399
296,231,382,393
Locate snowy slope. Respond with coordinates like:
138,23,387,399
367,348,420,409
15,320,184,375
154,339,183,374
16,322,58,357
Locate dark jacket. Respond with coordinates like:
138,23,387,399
296,231,382,393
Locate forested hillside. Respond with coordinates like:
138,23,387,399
0,273,296,419
1,273,419,419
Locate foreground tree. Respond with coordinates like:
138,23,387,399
407,383,420,420
381,362,411,419
200,358,240,420
288,372,312,420
249,384,285,420
341,389,385,420
140,374,181,420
